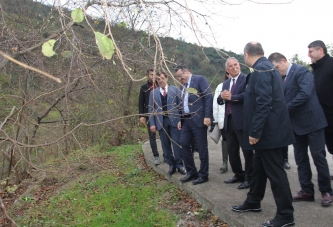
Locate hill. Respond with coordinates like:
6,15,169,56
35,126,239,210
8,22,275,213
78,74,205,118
0,0,247,184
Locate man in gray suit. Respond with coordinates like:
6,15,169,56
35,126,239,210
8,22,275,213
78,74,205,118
149,72,186,175
269,52,332,207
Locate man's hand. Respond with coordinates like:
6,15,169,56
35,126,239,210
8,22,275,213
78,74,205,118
177,122,182,130
150,125,156,133
139,117,146,126
204,117,211,127
221,90,232,100
249,136,259,145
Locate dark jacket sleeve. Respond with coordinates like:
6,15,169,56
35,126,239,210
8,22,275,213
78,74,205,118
286,66,312,114
199,76,213,118
138,85,145,118
217,95,224,105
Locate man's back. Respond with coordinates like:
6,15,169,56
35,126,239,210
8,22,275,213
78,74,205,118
243,57,294,150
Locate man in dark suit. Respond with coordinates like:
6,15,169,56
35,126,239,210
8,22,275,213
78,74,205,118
138,69,160,165
148,72,186,175
175,64,213,185
308,40,333,180
268,52,332,206
232,42,295,227
216,57,253,189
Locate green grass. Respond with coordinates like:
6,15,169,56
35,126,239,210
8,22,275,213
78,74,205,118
16,145,180,227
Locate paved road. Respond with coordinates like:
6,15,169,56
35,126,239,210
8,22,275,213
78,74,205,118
142,136,333,227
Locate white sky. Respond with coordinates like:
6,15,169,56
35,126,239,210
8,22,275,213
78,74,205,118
43,0,333,63
182,0,333,63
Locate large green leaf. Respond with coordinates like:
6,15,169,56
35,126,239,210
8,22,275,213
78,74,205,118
42,39,57,57
186,87,198,95
71,8,84,23
94,32,115,60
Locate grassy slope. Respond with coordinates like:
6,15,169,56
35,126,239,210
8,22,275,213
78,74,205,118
13,145,181,227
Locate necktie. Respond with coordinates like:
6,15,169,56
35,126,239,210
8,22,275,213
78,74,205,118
282,75,286,83
182,83,188,99
230,79,236,93
226,79,235,115
163,87,167,96
182,83,188,115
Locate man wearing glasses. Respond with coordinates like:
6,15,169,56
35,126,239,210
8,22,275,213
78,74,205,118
175,64,213,185
308,40,333,180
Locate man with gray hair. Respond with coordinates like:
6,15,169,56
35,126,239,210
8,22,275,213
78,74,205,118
217,57,253,189
232,42,295,227
308,40,333,180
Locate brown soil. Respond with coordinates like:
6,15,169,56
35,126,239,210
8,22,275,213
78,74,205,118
0,152,229,227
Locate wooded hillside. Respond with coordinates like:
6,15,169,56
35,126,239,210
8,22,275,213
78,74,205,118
0,0,247,183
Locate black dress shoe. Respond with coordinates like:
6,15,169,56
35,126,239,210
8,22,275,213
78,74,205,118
178,167,187,175
180,174,198,183
262,220,295,227
237,181,250,189
232,204,261,212
168,167,176,175
192,176,208,185
224,176,244,184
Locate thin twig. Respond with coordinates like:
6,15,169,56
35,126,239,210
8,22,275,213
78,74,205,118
0,51,61,83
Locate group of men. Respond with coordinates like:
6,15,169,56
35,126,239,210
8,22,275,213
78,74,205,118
139,65,213,185
138,40,333,227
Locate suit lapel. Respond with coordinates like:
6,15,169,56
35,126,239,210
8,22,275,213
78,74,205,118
222,78,231,91
154,88,161,106
233,74,243,92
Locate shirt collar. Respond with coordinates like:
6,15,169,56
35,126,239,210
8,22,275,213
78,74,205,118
286,63,293,77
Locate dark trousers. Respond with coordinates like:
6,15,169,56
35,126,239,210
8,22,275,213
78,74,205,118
282,146,288,160
159,117,183,169
226,116,253,180
325,132,333,155
221,127,227,141
147,121,159,157
245,148,294,223
180,117,209,177
293,128,332,194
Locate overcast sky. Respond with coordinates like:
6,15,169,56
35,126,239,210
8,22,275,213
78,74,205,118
46,0,333,63
182,0,333,63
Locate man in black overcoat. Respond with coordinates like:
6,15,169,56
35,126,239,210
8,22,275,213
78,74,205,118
232,42,295,227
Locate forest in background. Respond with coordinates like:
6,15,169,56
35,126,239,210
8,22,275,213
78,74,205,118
0,0,248,184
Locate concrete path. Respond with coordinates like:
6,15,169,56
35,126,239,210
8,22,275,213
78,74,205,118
142,137,333,227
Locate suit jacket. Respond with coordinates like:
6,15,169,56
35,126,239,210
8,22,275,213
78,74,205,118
283,63,327,135
148,86,181,130
217,73,246,131
243,57,295,150
138,81,158,119
184,75,213,128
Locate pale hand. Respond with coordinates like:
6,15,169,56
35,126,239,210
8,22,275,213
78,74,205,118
150,125,156,133
221,90,231,100
249,136,259,145
177,122,182,130
204,118,211,127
